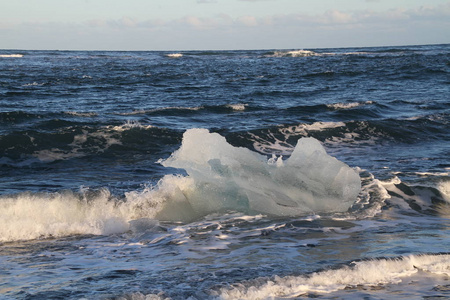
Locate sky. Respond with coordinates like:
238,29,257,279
1,0,449,51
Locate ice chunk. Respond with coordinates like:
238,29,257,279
161,128,361,217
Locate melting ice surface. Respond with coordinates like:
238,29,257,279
160,128,361,219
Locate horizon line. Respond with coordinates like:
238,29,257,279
1,42,449,53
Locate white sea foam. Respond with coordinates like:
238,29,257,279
267,50,374,59
414,171,450,177
166,53,183,58
34,149,86,162
114,293,170,300
64,111,98,117
345,169,389,219
0,181,176,242
109,119,154,131
327,51,371,56
22,82,43,87
438,180,450,202
0,190,129,242
33,120,151,162
380,176,450,216
216,254,450,299
0,54,23,58
327,101,374,110
252,122,346,155
251,120,391,156
33,129,122,163
226,103,247,111
270,50,317,58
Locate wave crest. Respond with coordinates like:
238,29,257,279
0,54,24,58
215,254,450,299
269,50,317,57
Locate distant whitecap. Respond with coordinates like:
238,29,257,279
166,53,183,58
0,54,24,58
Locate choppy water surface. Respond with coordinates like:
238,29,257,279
0,45,449,299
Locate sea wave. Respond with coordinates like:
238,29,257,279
215,253,450,299
268,50,317,58
381,176,450,216
0,120,171,165
117,103,250,116
266,50,374,58
117,106,204,116
1,127,447,243
165,53,183,58
248,116,449,155
225,103,247,111
0,54,24,58
0,169,392,243
63,111,99,117
326,101,375,110
0,129,393,243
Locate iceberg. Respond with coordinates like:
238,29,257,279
160,129,361,218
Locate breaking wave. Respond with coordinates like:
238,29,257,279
326,101,375,110
1,128,447,243
0,120,176,165
0,128,365,243
269,50,317,57
165,53,183,58
215,253,450,299
0,54,24,58
247,116,449,155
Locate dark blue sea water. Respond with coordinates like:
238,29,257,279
0,45,449,299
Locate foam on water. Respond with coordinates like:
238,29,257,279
32,120,152,163
252,122,347,155
438,180,450,202
270,50,317,57
0,54,24,58
63,111,98,117
0,181,180,242
161,128,361,217
166,53,183,58
0,189,131,242
225,103,247,111
327,101,374,110
215,254,450,299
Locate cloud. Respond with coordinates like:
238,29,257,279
78,3,450,32
2,3,449,50
237,16,258,27
109,17,138,28
323,10,353,24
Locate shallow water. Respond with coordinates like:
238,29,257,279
0,44,449,299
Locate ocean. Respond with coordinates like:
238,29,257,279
0,44,449,299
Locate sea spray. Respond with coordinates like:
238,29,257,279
0,189,130,242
